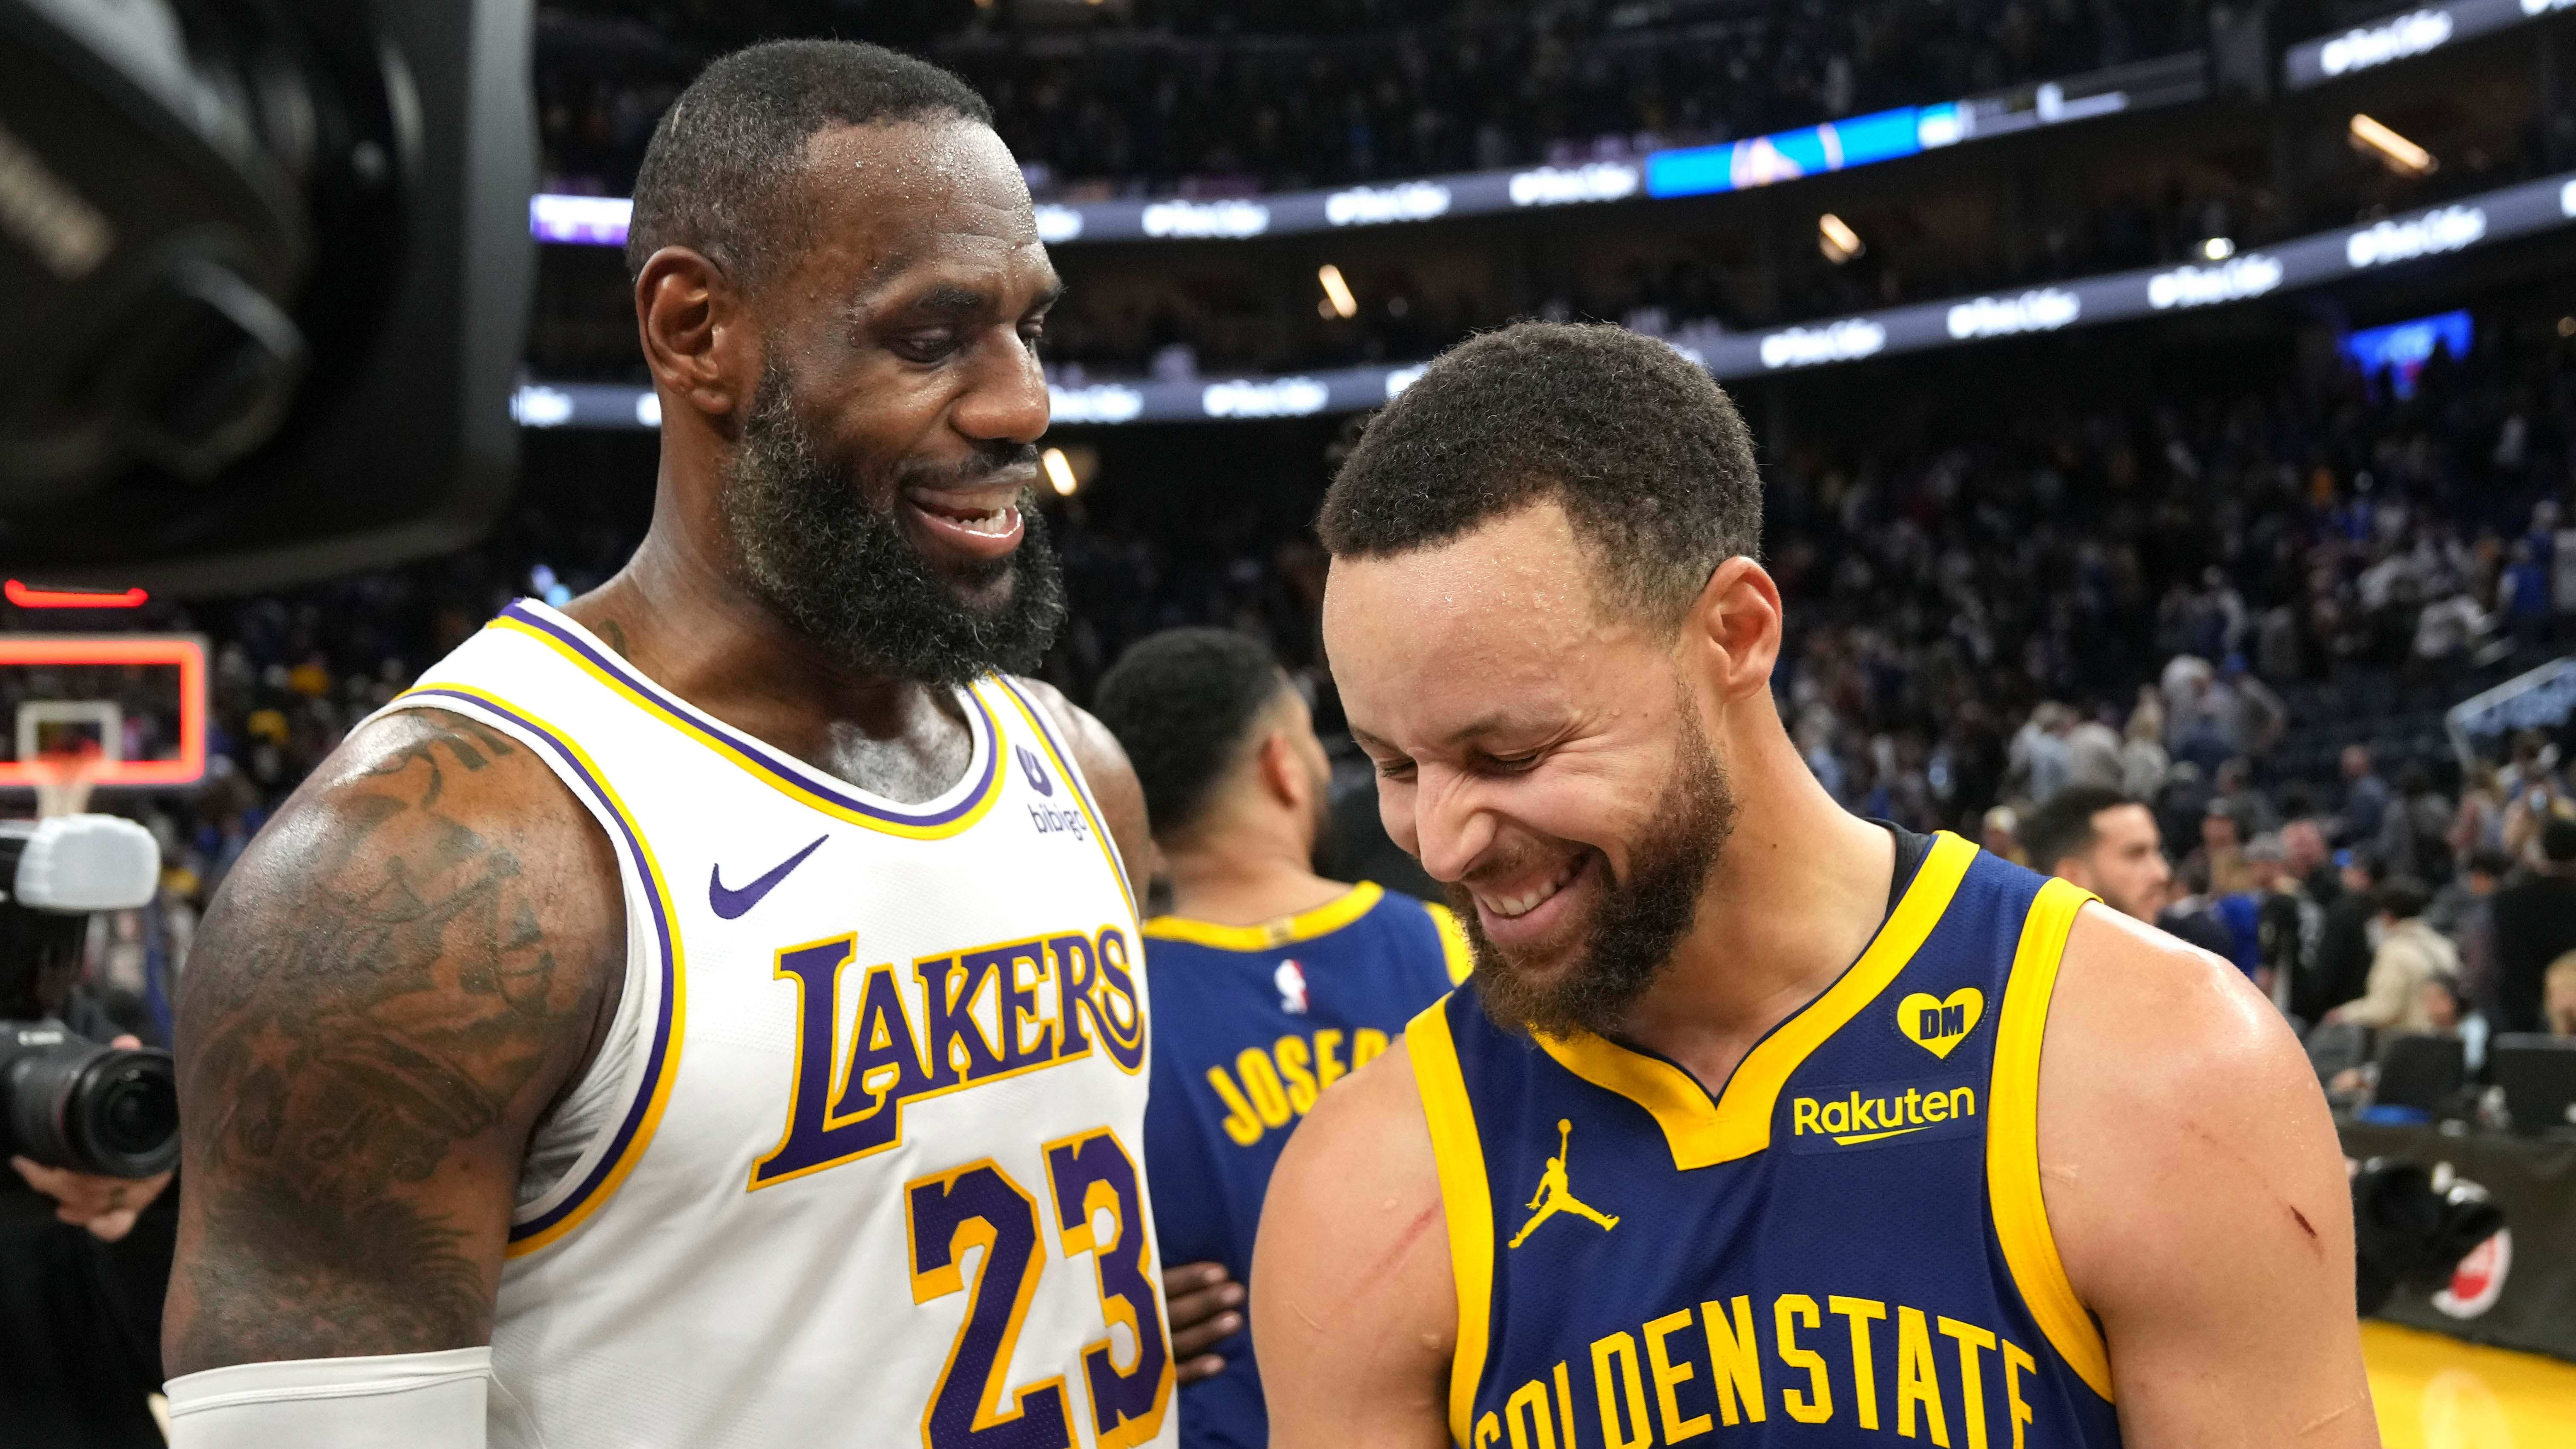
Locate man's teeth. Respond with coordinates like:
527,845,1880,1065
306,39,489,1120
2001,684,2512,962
930,503,1018,535
1483,860,1579,919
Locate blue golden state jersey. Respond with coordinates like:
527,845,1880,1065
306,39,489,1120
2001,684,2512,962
1409,831,2123,1449
1142,883,1473,1449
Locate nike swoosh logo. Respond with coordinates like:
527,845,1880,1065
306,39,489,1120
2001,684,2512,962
710,835,828,920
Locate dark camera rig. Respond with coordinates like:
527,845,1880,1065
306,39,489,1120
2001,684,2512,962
0,815,179,1179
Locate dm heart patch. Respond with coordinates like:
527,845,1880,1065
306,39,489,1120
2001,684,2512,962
1895,987,1985,1059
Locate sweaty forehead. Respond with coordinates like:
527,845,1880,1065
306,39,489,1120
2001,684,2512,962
776,118,1041,296
1325,502,1651,740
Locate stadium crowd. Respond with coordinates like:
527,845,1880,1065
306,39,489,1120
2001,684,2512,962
537,0,2215,200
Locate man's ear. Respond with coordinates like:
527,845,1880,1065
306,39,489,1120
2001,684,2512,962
1257,729,1305,814
1681,556,1783,702
636,245,754,425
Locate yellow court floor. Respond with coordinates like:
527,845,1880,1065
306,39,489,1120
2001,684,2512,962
2365,1321,2576,1447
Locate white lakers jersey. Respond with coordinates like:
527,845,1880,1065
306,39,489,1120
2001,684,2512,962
382,599,1175,1449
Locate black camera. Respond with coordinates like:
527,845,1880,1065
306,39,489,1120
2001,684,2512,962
0,816,178,1179
0,0,535,592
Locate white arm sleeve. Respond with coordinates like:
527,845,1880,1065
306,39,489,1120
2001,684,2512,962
166,1346,492,1449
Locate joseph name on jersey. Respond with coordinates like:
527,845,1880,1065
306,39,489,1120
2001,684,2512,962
1412,831,2122,1449
383,600,1178,1449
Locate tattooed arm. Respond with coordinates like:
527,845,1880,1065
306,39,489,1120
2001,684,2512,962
163,709,625,1374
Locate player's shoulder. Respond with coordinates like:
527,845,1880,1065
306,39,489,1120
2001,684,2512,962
2049,902,2306,1095
229,703,617,925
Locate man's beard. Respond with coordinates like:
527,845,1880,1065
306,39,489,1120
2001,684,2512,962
1455,704,1736,1041
721,362,1068,686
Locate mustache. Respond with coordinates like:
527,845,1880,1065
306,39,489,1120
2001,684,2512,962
888,444,1041,493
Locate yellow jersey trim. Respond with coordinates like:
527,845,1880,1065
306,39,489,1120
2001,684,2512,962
1143,881,1386,952
1406,995,1494,1449
1426,902,1476,984
1987,878,2115,1401
1530,831,1977,1170
386,683,688,1259
486,612,1006,840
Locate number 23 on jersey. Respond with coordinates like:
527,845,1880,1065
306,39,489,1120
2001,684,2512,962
906,1128,1174,1449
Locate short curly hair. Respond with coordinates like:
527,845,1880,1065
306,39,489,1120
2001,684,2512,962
1092,629,1290,838
626,40,993,289
1317,321,1761,626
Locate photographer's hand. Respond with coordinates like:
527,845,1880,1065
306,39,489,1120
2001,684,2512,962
12,1035,173,1241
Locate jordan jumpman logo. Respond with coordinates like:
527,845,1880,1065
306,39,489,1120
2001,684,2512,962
1508,1118,1620,1249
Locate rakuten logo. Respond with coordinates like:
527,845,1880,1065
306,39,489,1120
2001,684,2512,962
1507,163,1639,207
1202,377,1330,418
1141,199,1271,239
2320,10,2453,76
2148,254,2285,309
1946,289,2081,339
1759,319,1887,369
1325,181,1451,227
2345,205,2487,267
1049,384,1145,425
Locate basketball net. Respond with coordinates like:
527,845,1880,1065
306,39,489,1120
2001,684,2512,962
30,749,101,818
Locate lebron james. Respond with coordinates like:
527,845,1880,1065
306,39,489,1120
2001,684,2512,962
164,43,1187,1449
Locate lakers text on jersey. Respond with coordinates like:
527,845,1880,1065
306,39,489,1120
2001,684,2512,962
1408,831,2122,1449
383,600,1179,1449
1141,884,1472,1449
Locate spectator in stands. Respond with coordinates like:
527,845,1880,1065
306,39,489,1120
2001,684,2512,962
2500,759,2572,862
2063,707,2123,794
2326,877,2458,1035
2010,702,2074,805
2245,832,2317,1013
1978,804,2026,869
2017,785,2168,923
2185,800,2252,897
2430,848,2512,1019
2306,851,2383,1026
2545,953,2576,1038
2340,745,2391,847
2209,756,2275,835
2156,853,2243,967
2284,818,2339,910
2379,765,2454,885
2119,689,2169,800
2493,818,2576,1035
2450,762,2508,862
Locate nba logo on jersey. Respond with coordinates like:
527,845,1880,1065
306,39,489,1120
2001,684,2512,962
1275,959,1310,1014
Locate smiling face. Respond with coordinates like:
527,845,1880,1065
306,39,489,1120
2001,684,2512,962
720,116,1065,683
1327,501,1736,1038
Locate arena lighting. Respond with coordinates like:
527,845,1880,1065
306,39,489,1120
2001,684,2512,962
1818,214,1866,264
2201,237,2237,261
2560,316,2576,337
1318,264,1359,320
1041,447,1079,496
2284,0,2576,90
2352,113,2439,175
525,165,2576,428
4,581,147,609
0,635,206,789
530,55,2206,248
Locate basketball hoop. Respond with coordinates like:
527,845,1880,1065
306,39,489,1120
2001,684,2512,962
29,750,100,818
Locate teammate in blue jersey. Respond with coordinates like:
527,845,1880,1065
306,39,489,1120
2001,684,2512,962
1254,323,2377,1448
1096,629,1472,1449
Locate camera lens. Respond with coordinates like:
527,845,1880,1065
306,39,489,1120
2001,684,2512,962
86,1057,180,1162
3,1038,181,1179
